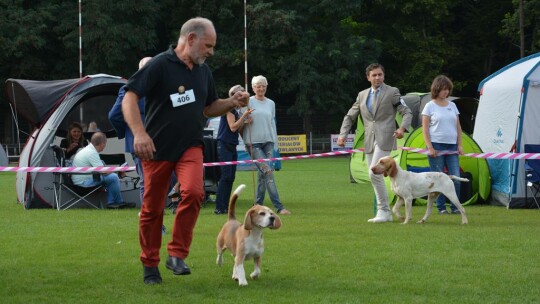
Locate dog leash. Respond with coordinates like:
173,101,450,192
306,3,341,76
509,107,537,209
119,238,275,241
245,104,258,205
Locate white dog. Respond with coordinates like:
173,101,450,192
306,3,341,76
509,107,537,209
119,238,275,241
371,156,469,224
216,184,282,286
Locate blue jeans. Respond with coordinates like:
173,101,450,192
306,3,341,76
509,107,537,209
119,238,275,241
132,153,144,203
215,141,238,211
427,142,460,212
246,142,284,212
80,173,123,205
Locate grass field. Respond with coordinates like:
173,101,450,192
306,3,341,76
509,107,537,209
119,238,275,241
1,156,539,303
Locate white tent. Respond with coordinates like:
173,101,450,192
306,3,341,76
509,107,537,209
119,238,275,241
473,52,540,208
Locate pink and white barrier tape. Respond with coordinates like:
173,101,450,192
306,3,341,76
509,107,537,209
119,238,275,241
2,147,540,173
400,147,540,159
0,165,136,173
203,149,360,167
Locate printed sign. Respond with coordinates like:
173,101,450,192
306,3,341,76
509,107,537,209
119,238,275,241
331,134,355,151
277,135,307,154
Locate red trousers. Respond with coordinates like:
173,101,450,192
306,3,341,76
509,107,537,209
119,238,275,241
139,146,205,267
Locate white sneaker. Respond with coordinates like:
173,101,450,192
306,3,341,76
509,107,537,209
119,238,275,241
367,210,393,223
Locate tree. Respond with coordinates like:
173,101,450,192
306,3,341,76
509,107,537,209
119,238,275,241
501,0,540,57
358,0,517,96
0,0,527,144
245,0,379,133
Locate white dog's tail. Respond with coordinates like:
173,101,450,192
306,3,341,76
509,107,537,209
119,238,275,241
449,175,469,182
228,184,246,220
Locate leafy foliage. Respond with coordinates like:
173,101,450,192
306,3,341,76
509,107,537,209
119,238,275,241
0,0,530,140
501,0,540,54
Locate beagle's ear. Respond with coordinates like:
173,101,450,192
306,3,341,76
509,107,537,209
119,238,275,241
243,209,254,230
271,215,282,230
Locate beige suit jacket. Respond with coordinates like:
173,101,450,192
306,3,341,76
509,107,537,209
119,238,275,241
339,83,412,153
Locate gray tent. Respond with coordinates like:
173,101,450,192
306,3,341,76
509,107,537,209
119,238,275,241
401,93,479,134
6,74,139,209
0,143,8,166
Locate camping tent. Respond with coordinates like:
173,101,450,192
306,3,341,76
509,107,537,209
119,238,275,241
350,127,490,206
398,128,491,205
350,94,488,205
0,143,8,166
473,52,540,208
401,93,479,134
6,74,139,209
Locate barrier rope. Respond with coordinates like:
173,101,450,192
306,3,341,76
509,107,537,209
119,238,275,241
3,148,540,173
399,147,540,160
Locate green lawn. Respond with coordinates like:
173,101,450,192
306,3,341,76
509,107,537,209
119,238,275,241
0,157,539,303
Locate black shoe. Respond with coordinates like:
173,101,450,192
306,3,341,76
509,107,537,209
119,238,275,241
168,188,180,198
143,266,162,285
170,202,179,215
106,203,124,209
214,209,227,215
124,202,136,208
166,255,191,275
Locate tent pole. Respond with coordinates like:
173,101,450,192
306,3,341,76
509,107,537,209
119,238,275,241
78,0,84,123
244,0,248,90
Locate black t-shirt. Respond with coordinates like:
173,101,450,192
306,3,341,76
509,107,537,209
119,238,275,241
60,138,88,159
126,46,219,161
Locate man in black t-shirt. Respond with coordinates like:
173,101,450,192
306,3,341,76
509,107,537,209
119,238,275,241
122,17,249,285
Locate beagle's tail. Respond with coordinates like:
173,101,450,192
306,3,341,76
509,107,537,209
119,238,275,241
228,184,246,221
449,175,469,182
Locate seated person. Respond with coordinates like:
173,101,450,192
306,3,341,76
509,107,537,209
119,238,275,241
71,132,134,209
60,122,89,160
87,121,100,132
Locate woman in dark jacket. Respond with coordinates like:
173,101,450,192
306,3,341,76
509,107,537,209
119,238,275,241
60,122,88,159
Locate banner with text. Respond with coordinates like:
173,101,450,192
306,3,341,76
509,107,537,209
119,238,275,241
278,134,307,154
331,134,356,151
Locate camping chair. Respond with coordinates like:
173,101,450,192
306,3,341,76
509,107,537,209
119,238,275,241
100,153,140,188
202,136,220,207
524,144,540,209
51,145,104,210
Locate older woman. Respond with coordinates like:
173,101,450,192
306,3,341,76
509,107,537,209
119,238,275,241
60,122,88,159
242,75,290,215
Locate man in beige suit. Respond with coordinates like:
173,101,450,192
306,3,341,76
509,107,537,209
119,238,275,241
337,63,412,223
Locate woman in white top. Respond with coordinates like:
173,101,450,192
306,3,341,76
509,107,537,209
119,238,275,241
422,75,463,214
242,75,290,215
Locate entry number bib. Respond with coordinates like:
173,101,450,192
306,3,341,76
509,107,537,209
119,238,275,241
170,89,196,108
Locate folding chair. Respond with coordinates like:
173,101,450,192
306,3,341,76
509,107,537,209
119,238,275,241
166,137,219,212
100,153,140,189
202,136,220,207
524,144,540,209
52,145,104,210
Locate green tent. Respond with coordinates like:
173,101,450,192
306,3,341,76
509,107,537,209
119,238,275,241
350,126,491,206
349,111,409,208
349,113,408,184
397,128,491,205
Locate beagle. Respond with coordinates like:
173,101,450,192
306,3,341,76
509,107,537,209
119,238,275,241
216,184,282,286
371,156,469,224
